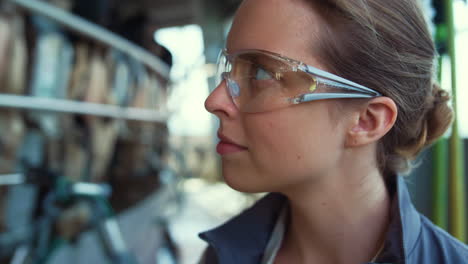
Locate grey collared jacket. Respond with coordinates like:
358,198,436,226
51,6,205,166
198,176,468,263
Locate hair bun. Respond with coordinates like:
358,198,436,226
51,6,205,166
432,83,451,106
424,83,453,145
394,83,453,161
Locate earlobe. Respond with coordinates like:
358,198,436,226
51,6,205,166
345,97,397,147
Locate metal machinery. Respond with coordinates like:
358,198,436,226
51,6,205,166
0,0,239,263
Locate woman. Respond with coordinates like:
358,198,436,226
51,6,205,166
200,0,468,263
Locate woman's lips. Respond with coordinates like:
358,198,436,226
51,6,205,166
216,132,247,155
216,141,247,155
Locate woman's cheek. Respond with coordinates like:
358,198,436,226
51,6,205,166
246,118,308,169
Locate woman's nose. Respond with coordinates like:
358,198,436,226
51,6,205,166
204,80,238,118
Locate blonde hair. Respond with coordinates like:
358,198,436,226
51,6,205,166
308,0,453,175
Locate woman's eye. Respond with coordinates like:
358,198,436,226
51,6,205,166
255,67,274,80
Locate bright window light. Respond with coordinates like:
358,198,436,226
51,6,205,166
155,25,212,136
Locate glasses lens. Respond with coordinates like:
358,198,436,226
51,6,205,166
228,51,316,113
215,50,230,87
215,49,379,113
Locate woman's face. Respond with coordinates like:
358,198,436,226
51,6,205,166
205,0,351,193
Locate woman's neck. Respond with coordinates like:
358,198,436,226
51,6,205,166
277,168,391,264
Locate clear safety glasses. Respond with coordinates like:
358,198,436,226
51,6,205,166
215,49,382,113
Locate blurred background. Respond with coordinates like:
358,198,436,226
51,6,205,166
0,0,466,263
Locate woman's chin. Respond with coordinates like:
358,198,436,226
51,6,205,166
222,170,272,194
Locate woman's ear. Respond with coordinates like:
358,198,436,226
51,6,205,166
345,97,397,147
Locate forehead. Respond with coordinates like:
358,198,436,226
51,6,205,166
227,0,324,66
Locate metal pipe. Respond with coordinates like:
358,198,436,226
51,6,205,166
0,94,169,123
445,0,466,242
432,55,449,230
0,174,25,186
9,0,170,78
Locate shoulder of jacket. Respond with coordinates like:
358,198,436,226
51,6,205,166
411,214,468,261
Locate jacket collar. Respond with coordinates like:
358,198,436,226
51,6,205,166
199,193,285,264
375,176,422,263
199,176,422,264
397,176,422,257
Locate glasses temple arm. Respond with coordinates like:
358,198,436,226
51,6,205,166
291,93,377,104
302,65,381,96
